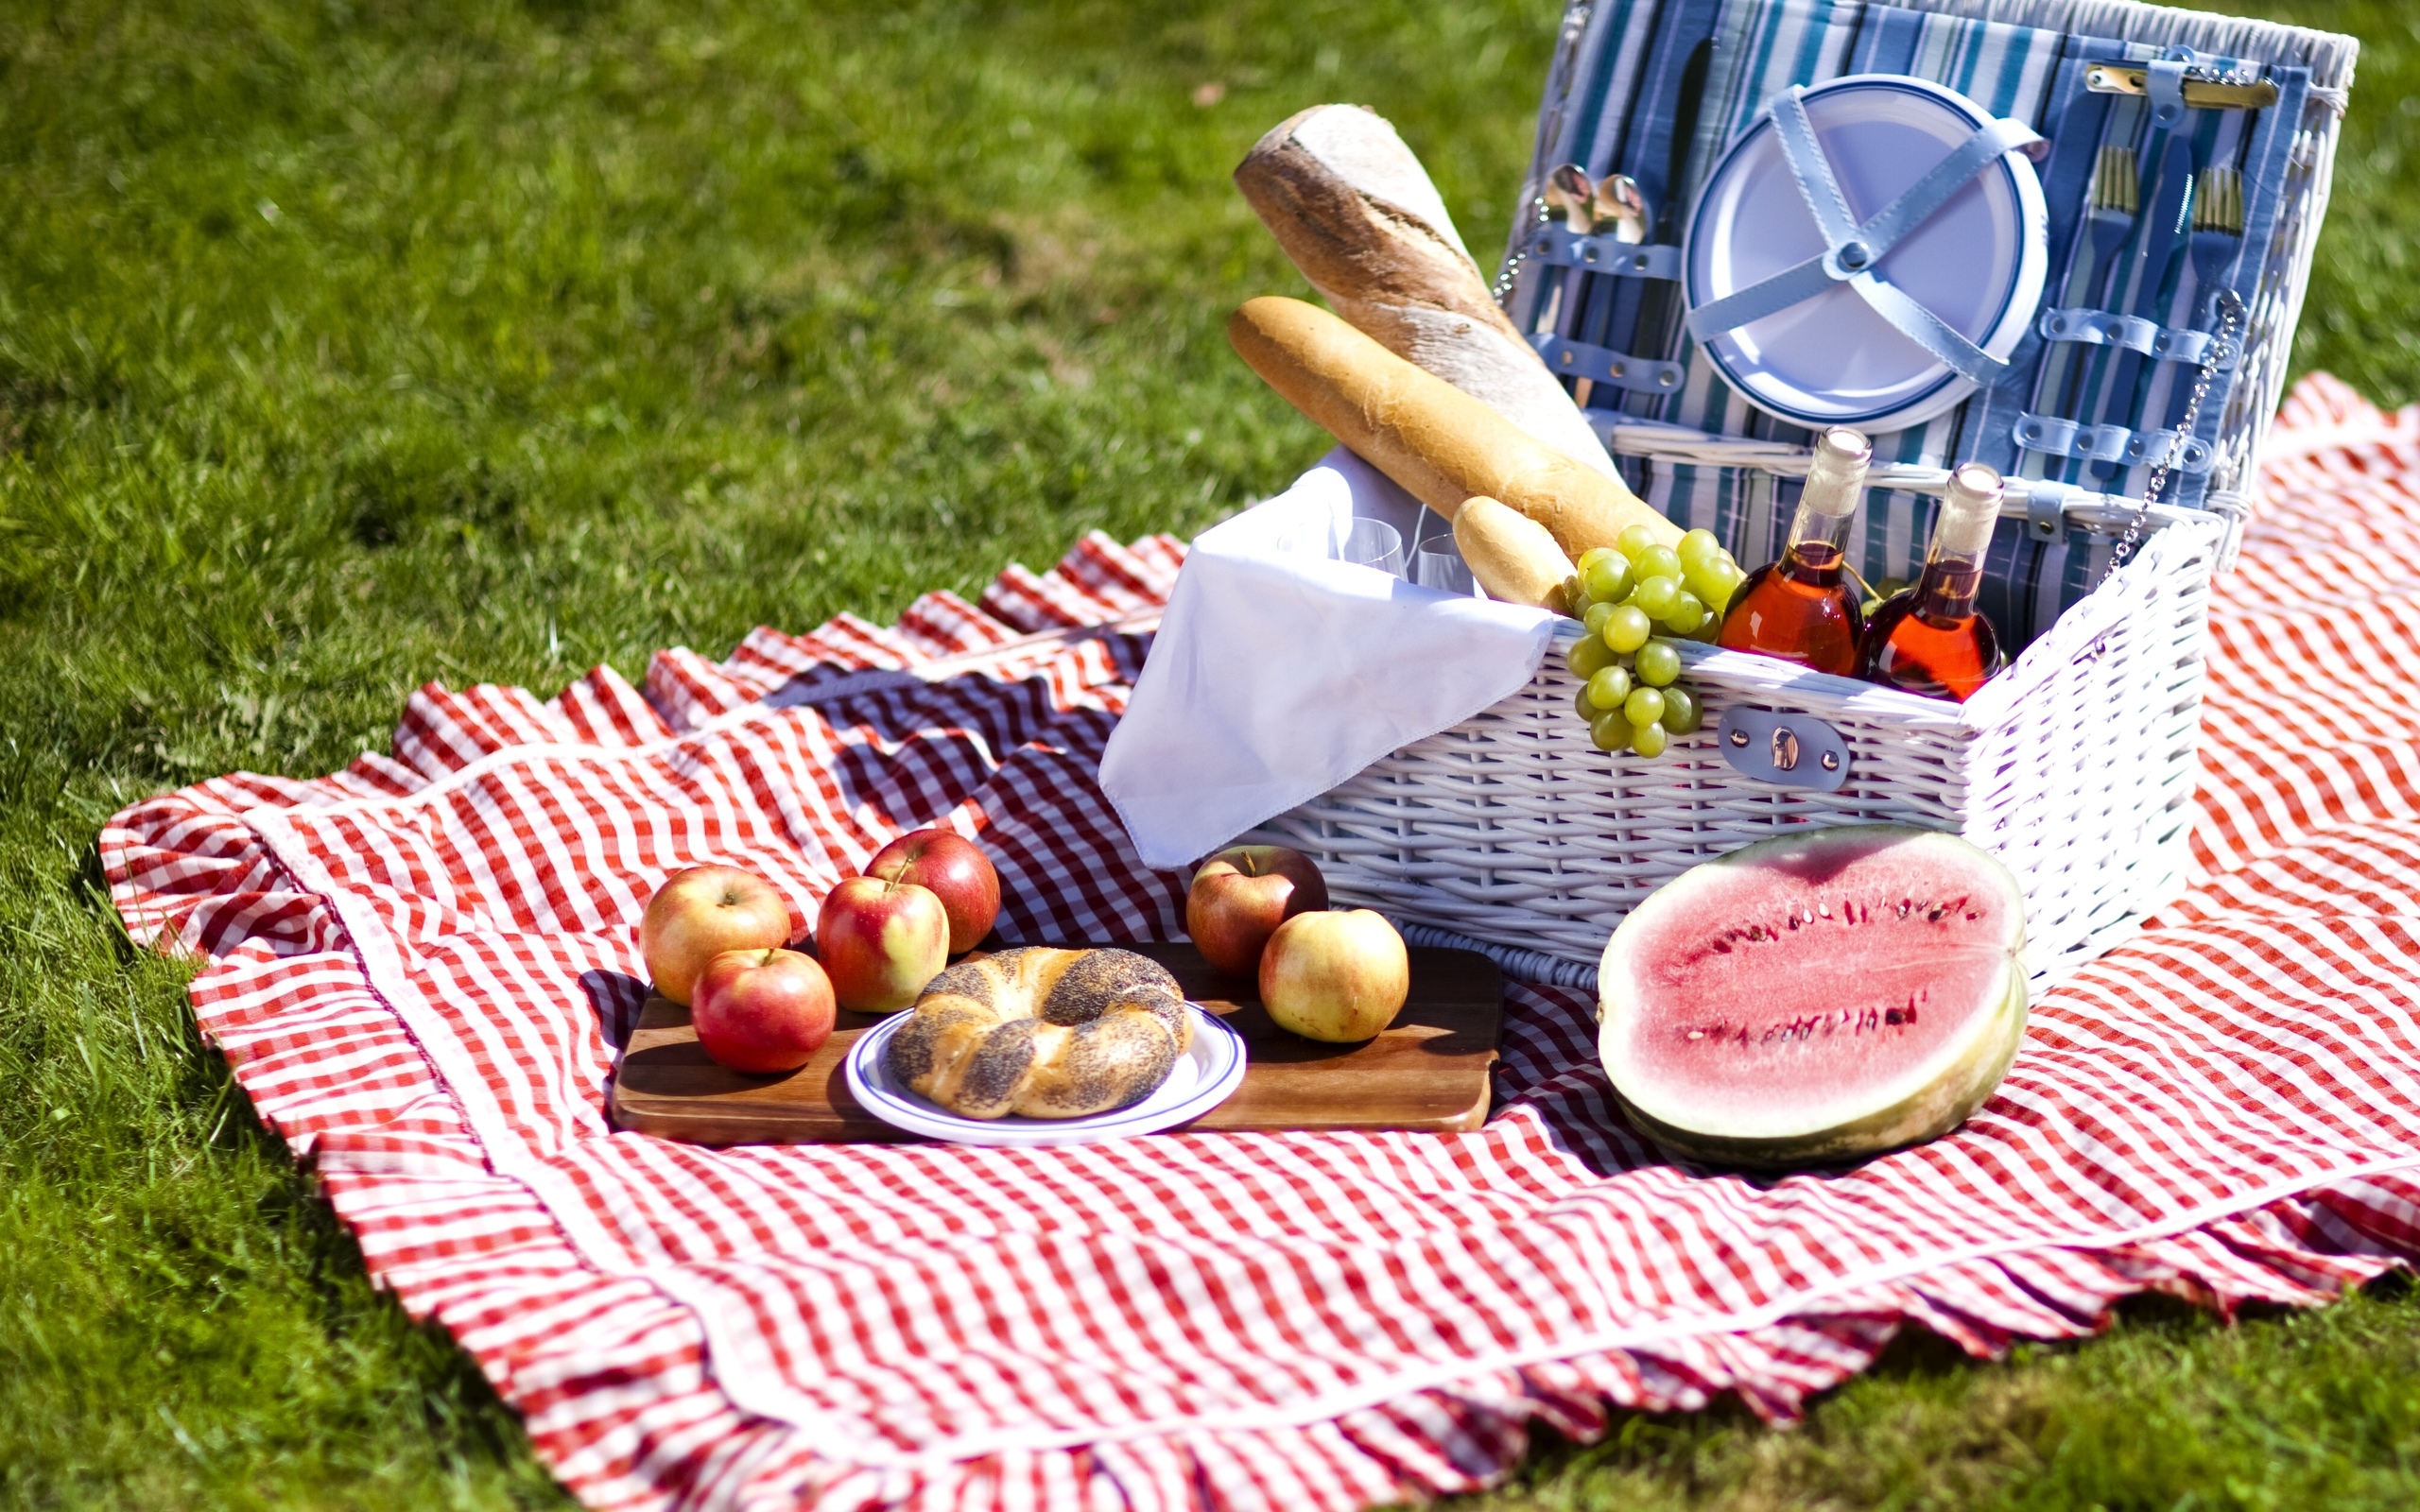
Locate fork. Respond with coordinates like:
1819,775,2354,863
2155,165,2246,438
2036,146,2139,432
2186,165,2245,323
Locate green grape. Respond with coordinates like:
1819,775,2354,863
1582,552,1632,604
1687,610,1726,644
1630,574,1681,618
1616,524,1661,560
1563,576,1592,619
1624,686,1666,727
1634,544,1685,582
1661,590,1705,634
1585,665,1633,710
1583,600,1616,637
1631,720,1670,758
1589,710,1633,753
1577,546,1619,575
1661,685,1703,735
1601,605,1653,654
1677,529,1723,570
1573,686,1597,721
1566,632,1618,679
1634,640,1682,687
1685,558,1742,613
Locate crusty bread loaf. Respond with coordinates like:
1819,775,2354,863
1454,496,1575,610
1235,105,1622,480
1228,296,1678,559
885,947,1192,1120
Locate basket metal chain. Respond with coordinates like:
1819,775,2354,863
1493,194,1551,305
2110,287,2244,576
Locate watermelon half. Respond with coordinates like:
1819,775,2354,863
1598,825,2027,1169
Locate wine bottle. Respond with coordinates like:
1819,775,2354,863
1858,461,2007,701
1716,426,1870,675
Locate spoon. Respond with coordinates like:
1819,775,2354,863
1544,163,1597,233
1592,173,1651,245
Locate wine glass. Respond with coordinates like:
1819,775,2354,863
1414,541,1478,595
1335,518,1405,577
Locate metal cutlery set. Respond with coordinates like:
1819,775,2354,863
2013,70,2256,501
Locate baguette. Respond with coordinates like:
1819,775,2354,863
1235,105,1623,479
1453,496,1575,610
1228,295,1677,559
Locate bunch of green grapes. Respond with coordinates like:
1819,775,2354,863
1562,525,1745,759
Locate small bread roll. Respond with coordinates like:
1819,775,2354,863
1228,296,1677,560
1454,496,1575,610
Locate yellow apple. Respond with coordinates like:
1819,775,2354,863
639,865,796,1006
1257,908,1409,1043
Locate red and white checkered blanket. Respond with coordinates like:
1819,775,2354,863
105,374,2420,1512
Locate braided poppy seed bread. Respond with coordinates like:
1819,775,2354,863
885,947,1194,1119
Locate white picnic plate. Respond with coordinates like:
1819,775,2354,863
1685,74,2048,433
843,1004,1247,1147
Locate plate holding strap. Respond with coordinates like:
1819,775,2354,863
1686,85,2043,386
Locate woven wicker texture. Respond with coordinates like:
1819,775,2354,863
95,377,2420,1511
1248,507,2218,984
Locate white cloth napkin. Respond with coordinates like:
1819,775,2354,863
1098,447,1558,870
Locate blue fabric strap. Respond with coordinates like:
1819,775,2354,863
1853,275,2006,387
1687,85,2044,387
2010,413,2215,474
2037,306,2240,369
2146,58,2190,127
1770,88,1862,249
1856,112,2044,252
1684,257,1837,335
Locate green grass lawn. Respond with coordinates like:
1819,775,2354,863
3,0,2417,1505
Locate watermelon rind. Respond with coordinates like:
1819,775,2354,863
1597,825,2028,1170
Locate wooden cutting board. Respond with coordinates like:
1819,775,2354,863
608,941,1502,1144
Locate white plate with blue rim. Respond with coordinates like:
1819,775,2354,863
1684,74,2049,434
843,1004,1248,1147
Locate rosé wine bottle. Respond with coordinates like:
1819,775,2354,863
1717,426,1870,676
1858,461,2007,702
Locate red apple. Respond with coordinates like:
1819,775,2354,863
1258,909,1409,1043
692,948,837,1074
866,828,1001,954
640,865,795,1006
1185,845,1329,979
815,875,951,1013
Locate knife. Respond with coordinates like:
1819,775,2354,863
1560,0,1677,379
2017,81,2118,441
1580,0,1722,398
2087,132,2195,483
1621,35,1716,405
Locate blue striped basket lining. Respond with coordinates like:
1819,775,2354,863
1507,0,2350,652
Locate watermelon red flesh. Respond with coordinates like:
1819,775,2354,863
1599,826,2027,1168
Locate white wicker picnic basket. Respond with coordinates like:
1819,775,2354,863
1241,0,2356,990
